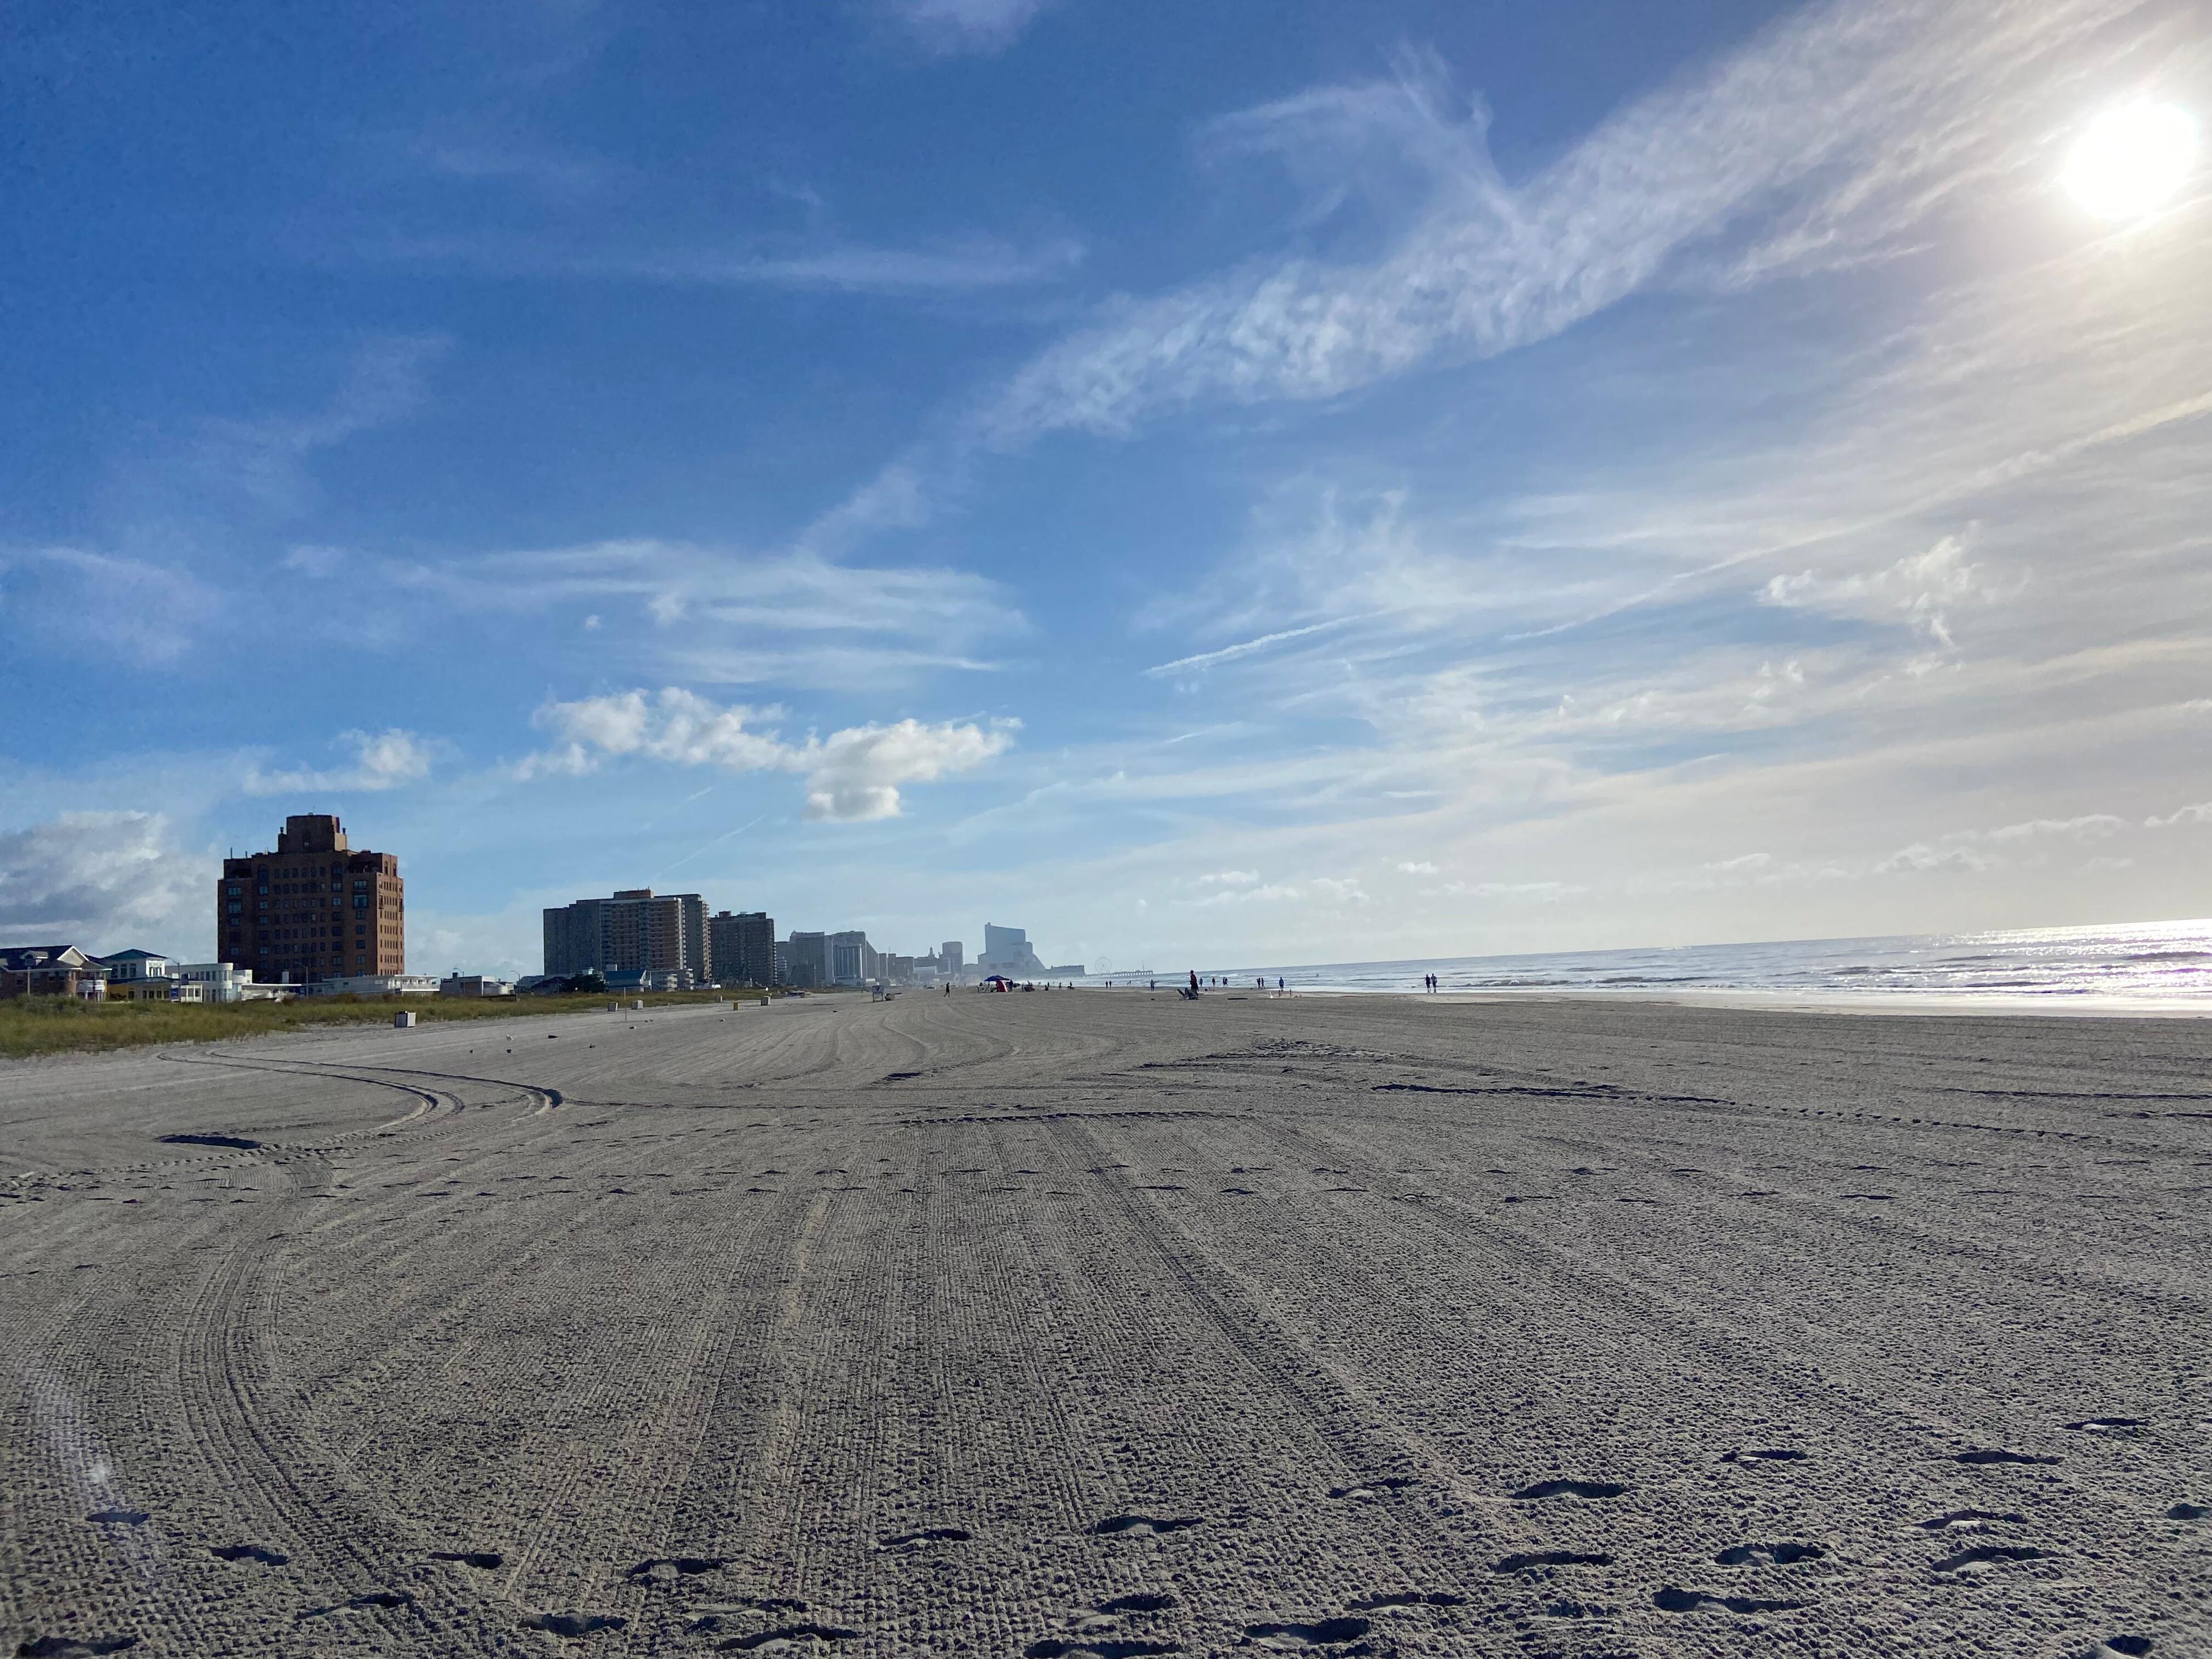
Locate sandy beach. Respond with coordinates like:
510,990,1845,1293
3,989,2207,1657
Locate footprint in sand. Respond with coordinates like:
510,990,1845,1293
1509,1479,1627,1501
1929,1543,2045,1575
1242,1616,1371,1650
1091,1514,1202,1537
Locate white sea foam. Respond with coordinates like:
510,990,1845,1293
1090,918,2212,1009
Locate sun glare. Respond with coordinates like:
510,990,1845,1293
2062,101,2198,221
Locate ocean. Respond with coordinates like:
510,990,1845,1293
1084,918,2212,1013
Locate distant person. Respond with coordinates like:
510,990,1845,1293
1278,976,1285,991
1189,969,1199,995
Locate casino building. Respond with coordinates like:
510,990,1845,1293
218,815,404,986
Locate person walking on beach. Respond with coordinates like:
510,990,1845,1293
1190,969,1200,995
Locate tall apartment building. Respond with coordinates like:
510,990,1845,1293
709,910,777,986
778,931,830,989
940,941,964,980
829,930,878,987
543,888,708,986
219,815,403,986
980,923,1046,978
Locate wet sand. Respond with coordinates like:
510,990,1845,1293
3,990,2207,1657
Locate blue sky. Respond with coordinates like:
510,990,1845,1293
5,0,2210,976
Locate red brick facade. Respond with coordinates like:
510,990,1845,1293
219,815,403,986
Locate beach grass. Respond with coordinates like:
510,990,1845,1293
0,988,785,1060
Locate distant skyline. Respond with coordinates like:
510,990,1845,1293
5,0,2210,978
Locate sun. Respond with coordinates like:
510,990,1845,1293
2062,102,2198,221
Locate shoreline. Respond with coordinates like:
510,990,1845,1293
1298,986,2212,1018
1084,982,2212,1018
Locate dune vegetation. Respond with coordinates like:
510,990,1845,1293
0,987,773,1059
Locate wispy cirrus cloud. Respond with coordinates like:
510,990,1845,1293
0,548,223,663
369,231,1086,294
392,540,1025,688
978,0,2153,445
878,0,1062,56
146,334,449,520
2,339,447,668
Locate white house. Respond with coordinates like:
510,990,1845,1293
303,974,440,998
101,948,176,984
176,963,259,1003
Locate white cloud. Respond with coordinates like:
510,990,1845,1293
184,335,446,517
1176,873,1369,907
2146,801,2212,830
1874,840,2001,874
1706,853,1774,874
1884,812,2133,871
0,813,209,949
244,729,439,796
520,687,1017,822
398,541,1022,688
1761,535,2007,646
881,0,1059,56
1440,880,1588,902
0,548,223,663
402,233,1087,294
522,690,790,778
1396,860,1437,874
796,718,1017,822
1145,619,1364,677
1983,813,2124,843
977,0,2136,444
282,544,349,578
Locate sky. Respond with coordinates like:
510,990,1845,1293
4,0,2211,978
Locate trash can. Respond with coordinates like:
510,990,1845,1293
393,1010,416,1028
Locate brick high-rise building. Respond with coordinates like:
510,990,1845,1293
219,815,403,986
709,910,776,987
